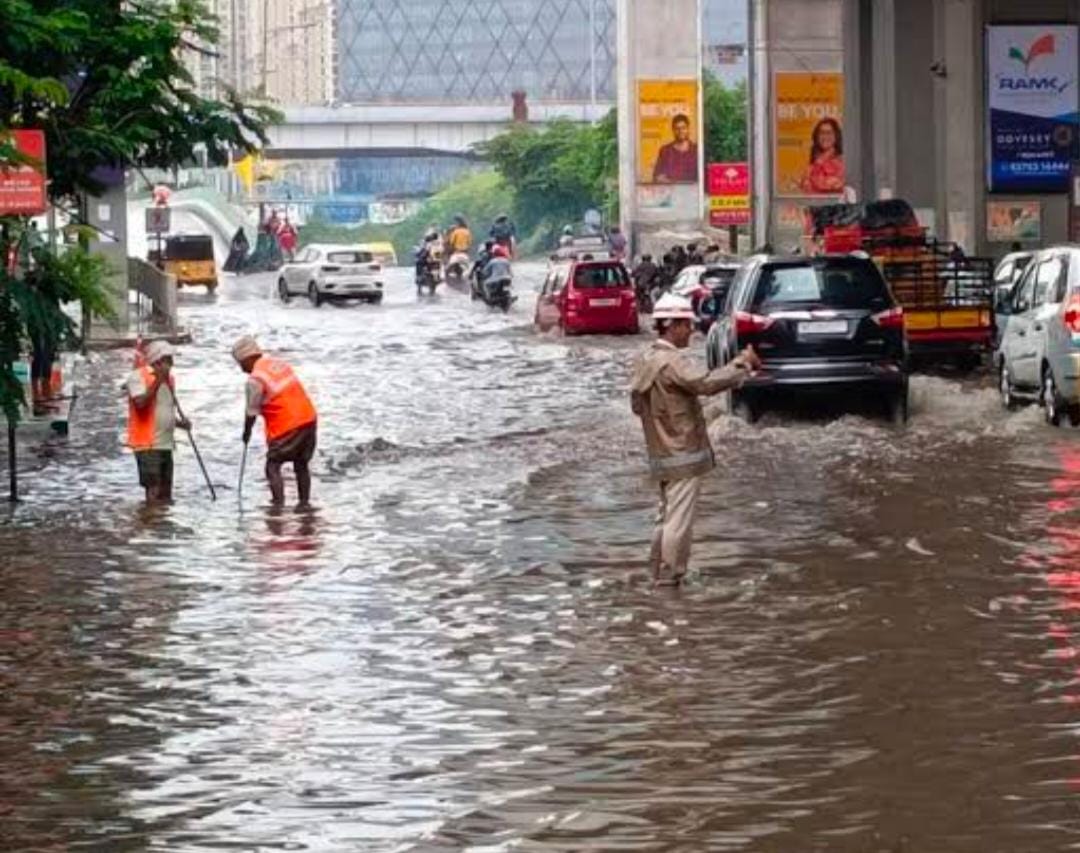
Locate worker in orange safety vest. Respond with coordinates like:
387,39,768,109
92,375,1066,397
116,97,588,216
126,340,190,503
232,335,318,507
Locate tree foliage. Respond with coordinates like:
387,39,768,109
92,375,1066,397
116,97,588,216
475,111,618,240
703,73,748,164
0,0,279,199
0,0,278,425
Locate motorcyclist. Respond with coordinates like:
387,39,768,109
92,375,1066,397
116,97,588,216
632,254,660,310
470,240,496,298
558,225,575,248
481,244,513,300
415,230,440,283
608,225,628,261
490,214,517,256
446,215,472,256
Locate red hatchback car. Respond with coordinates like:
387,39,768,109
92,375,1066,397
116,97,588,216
534,259,640,335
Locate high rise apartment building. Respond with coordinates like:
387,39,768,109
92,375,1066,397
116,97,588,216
184,0,335,105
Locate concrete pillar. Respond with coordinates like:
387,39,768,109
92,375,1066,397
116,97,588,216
934,0,983,252
750,0,772,244
85,179,131,336
616,0,703,255
870,0,898,197
842,0,874,200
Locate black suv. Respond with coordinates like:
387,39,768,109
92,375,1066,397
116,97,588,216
705,255,909,422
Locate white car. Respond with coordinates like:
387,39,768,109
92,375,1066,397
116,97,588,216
277,244,384,306
997,246,1080,426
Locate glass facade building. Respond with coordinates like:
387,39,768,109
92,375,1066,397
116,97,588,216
336,0,617,104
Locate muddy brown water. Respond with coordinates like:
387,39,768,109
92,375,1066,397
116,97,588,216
2,265,1079,851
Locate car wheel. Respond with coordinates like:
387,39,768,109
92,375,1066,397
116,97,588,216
885,387,909,426
999,364,1017,411
1069,405,1080,428
278,278,290,303
1043,368,1063,427
370,294,383,305
731,389,759,424
308,282,322,308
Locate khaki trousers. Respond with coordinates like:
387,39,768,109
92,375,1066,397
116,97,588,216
649,475,703,584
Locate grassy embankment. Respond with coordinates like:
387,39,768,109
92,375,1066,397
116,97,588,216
298,171,514,262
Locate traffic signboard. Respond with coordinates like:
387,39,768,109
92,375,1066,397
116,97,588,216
145,206,172,234
0,130,47,215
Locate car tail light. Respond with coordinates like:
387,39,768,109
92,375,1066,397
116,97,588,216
321,265,342,273
1064,295,1080,334
735,311,774,335
872,306,905,329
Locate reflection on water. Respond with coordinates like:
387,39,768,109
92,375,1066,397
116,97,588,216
1,267,1079,850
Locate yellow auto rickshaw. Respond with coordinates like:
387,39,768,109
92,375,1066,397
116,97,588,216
162,234,218,292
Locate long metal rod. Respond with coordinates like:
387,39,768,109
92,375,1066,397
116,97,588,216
238,442,248,508
7,420,16,503
172,396,217,501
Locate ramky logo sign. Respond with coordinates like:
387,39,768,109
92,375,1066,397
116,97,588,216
999,32,1072,93
1009,33,1055,71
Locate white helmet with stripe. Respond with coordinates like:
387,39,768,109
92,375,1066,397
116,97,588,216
652,293,696,321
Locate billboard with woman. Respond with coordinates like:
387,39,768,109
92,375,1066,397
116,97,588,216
774,72,845,197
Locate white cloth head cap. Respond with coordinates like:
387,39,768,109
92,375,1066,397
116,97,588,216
145,340,175,365
231,335,262,364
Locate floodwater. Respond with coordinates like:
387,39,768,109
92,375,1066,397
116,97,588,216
2,263,1080,852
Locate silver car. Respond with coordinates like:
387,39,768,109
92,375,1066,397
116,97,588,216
997,247,1080,426
277,244,384,307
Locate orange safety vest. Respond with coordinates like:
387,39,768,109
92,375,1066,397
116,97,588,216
127,367,173,451
250,356,317,441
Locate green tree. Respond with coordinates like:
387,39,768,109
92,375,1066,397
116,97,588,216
0,0,277,431
703,73,748,164
474,111,618,243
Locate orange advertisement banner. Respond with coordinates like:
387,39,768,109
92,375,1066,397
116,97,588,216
774,72,845,198
638,79,699,186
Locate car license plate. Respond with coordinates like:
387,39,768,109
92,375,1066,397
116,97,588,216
798,320,847,335
590,298,618,307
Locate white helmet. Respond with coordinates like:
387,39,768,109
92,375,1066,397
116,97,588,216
652,293,696,321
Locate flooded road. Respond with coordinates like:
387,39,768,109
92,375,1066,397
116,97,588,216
3,264,1080,851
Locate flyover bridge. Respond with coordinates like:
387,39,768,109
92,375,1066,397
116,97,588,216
266,103,612,158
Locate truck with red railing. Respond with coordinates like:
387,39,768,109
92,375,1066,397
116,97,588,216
804,200,994,366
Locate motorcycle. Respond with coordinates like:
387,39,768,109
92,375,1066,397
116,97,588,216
445,251,471,286
414,246,443,296
481,276,516,313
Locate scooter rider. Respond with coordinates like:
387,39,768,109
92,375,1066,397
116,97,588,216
481,244,513,300
415,230,440,282
470,240,496,297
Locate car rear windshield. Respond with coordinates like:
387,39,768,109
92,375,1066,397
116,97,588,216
753,261,891,309
165,237,213,260
702,268,737,287
574,264,630,289
326,251,374,263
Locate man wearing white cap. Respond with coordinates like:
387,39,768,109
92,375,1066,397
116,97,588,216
232,335,318,507
630,294,759,586
126,340,190,503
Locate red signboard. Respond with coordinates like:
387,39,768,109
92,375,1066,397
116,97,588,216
0,130,47,215
707,161,751,227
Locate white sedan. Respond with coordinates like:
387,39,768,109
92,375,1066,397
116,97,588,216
277,244,384,307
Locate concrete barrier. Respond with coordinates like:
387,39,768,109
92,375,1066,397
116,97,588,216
128,257,178,332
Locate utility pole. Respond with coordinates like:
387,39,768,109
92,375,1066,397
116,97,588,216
589,0,597,113
262,0,270,96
